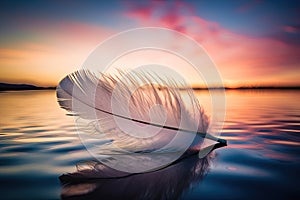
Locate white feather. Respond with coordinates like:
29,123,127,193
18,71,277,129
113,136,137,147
56,69,221,157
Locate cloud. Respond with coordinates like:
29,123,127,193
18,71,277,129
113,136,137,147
124,1,300,85
283,25,300,34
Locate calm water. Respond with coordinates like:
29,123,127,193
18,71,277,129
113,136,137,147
0,90,299,199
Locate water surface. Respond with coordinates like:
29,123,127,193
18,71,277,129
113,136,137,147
0,90,299,199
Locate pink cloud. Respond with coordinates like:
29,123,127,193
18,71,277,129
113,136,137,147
124,1,192,33
283,25,300,33
124,1,300,85
125,5,153,21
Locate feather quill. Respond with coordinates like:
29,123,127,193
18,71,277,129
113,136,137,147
56,69,226,157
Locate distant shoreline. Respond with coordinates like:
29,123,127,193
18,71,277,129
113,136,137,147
0,83,56,91
192,86,300,90
1,82,300,91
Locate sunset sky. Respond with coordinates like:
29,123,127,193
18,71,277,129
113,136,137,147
0,0,299,87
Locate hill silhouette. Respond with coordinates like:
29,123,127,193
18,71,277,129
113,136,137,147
0,83,56,91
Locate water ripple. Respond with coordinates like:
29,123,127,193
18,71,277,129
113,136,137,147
0,90,299,199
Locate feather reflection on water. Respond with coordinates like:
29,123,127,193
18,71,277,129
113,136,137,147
60,150,216,200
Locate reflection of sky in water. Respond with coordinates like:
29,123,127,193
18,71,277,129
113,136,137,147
196,90,300,160
0,90,299,199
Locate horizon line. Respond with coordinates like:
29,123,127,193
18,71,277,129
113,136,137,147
1,82,300,91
